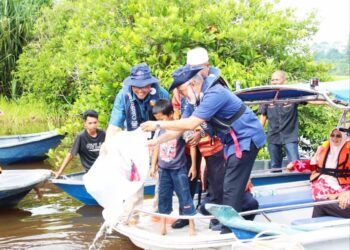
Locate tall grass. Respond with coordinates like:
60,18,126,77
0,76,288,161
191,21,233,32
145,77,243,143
0,96,63,135
0,0,52,97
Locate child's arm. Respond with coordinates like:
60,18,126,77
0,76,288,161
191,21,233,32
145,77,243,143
150,145,159,178
188,145,197,181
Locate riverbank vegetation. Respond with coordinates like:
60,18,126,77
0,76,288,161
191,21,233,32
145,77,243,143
0,96,63,135
0,0,52,97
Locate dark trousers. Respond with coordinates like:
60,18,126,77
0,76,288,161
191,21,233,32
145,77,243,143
186,146,202,199
313,203,350,218
204,149,225,205
223,142,259,212
241,191,259,220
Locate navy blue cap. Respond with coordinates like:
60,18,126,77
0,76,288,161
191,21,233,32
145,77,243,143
169,65,203,92
123,63,159,87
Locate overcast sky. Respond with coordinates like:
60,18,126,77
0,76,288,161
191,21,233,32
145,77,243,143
277,0,349,45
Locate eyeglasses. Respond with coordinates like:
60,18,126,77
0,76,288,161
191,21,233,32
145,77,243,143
330,134,342,138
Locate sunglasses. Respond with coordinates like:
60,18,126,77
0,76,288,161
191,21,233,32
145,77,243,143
330,134,342,138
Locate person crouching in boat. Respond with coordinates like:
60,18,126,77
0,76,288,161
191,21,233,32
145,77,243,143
287,127,350,218
149,99,196,236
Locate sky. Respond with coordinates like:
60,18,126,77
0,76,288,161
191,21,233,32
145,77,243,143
276,0,349,45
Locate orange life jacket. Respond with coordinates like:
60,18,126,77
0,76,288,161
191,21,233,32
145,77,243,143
313,140,350,185
197,135,223,157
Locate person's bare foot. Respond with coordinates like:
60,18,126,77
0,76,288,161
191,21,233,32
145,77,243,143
127,217,139,226
160,218,167,235
189,219,196,236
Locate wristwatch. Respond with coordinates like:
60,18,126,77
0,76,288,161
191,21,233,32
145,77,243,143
155,122,161,130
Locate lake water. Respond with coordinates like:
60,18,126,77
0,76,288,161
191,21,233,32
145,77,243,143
0,162,141,250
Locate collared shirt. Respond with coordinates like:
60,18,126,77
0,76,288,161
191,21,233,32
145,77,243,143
259,103,299,144
109,87,169,128
190,84,266,158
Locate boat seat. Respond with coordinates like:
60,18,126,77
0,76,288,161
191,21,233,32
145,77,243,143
291,216,342,225
257,190,313,209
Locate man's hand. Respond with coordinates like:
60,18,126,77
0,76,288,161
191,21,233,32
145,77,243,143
52,170,61,179
140,121,157,132
99,142,108,156
338,191,350,209
187,131,201,146
188,165,197,181
146,138,159,148
286,162,294,172
150,165,158,178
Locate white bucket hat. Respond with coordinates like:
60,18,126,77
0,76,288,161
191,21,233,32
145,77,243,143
186,47,209,66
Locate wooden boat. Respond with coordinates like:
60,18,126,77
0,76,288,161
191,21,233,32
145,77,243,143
0,169,51,208
0,131,64,165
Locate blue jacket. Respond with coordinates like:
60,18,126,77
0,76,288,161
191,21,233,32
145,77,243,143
109,84,169,131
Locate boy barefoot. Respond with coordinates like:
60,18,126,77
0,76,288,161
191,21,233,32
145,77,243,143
149,99,196,236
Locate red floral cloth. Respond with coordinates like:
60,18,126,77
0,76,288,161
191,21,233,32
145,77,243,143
291,159,350,200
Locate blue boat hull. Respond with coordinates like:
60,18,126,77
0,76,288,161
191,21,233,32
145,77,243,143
53,172,309,206
0,186,34,208
0,132,64,165
54,180,157,205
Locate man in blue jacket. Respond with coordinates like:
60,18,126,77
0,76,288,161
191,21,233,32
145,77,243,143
104,63,169,224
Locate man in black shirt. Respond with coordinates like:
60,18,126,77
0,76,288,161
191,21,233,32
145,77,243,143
259,71,300,172
54,110,106,178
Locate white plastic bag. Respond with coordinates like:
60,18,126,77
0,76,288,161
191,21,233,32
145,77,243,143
83,128,151,224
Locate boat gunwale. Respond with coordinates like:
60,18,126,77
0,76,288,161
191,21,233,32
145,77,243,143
0,131,63,149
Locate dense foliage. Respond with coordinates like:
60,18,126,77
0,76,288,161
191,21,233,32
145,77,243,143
12,0,339,163
313,42,350,76
0,0,52,97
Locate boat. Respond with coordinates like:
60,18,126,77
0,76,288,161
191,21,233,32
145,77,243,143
51,172,157,206
51,169,309,206
113,180,350,250
0,131,65,165
0,169,51,208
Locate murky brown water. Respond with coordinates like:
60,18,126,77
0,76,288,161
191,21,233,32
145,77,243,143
0,162,141,250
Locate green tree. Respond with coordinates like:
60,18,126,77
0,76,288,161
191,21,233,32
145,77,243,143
0,0,52,97
12,0,337,163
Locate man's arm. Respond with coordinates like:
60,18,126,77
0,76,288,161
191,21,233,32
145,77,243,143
338,190,350,209
260,114,267,127
54,153,73,178
188,146,197,181
105,124,122,142
107,90,126,139
147,130,183,147
150,145,159,178
141,116,204,133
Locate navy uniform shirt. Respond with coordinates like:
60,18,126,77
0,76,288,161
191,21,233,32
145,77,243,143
259,103,299,144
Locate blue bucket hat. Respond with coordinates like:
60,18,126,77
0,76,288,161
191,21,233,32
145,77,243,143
169,65,203,92
123,63,159,87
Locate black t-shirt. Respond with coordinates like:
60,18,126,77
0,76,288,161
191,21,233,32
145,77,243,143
70,128,106,171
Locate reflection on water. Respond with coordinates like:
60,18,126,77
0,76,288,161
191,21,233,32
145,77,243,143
0,162,141,250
